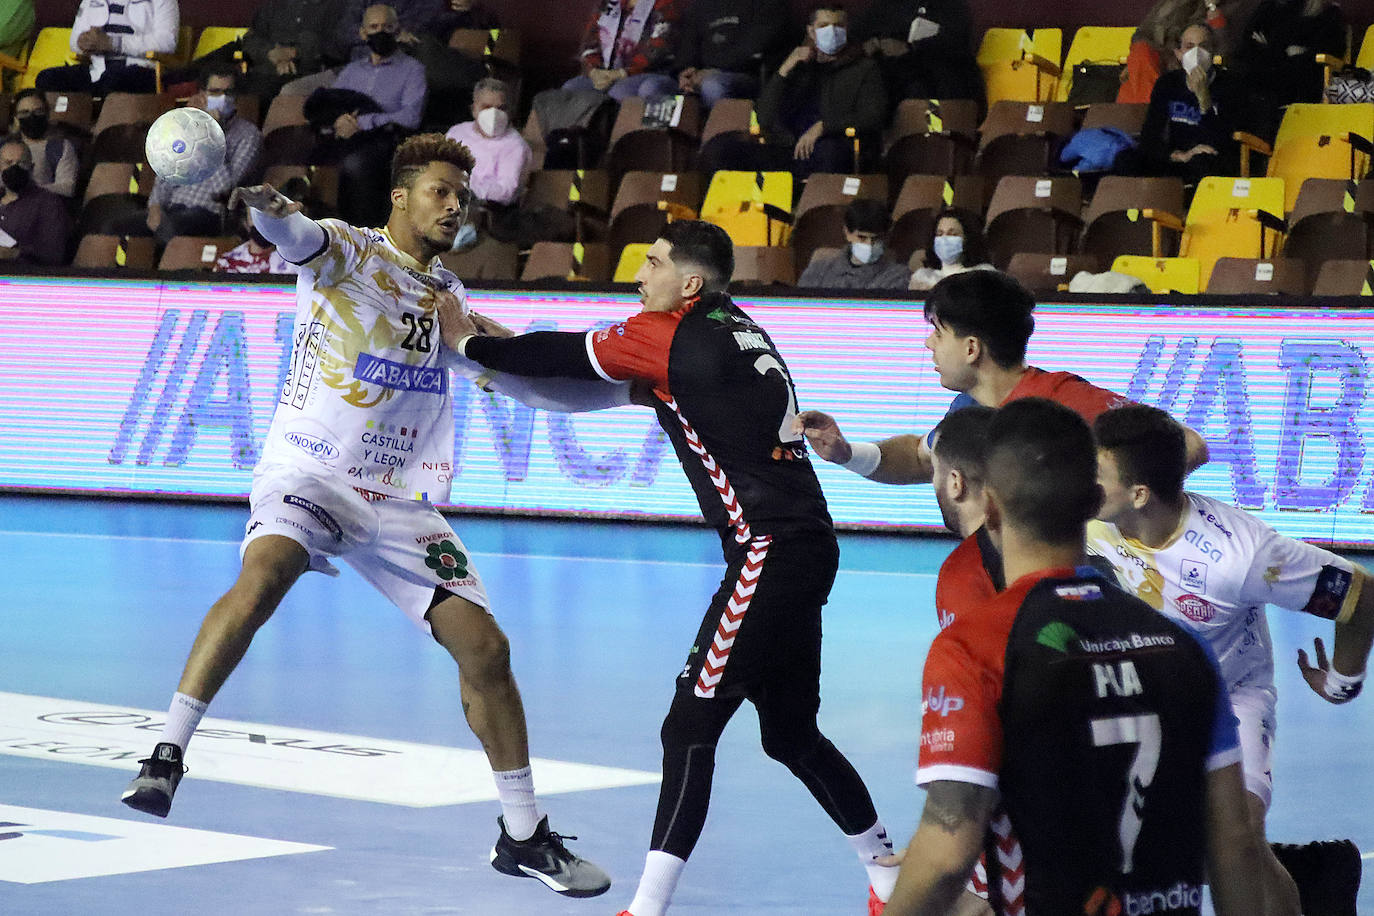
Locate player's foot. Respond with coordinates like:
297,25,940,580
120,742,185,818
868,884,886,915
1271,839,1361,916
489,815,611,898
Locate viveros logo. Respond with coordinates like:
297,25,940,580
1122,882,1203,914
285,431,339,461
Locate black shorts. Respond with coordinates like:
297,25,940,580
675,531,839,701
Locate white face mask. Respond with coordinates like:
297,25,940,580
850,239,882,264
1181,46,1212,74
476,107,509,137
204,93,235,118
814,24,847,55
932,235,963,266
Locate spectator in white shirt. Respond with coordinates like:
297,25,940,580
36,0,179,95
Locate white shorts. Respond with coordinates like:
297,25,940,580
1230,685,1276,810
242,467,489,634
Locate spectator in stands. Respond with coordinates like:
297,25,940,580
8,90,79,199
147,66,263,247
214,177,311,274
427,0,500,34
798,198,910,290
1118,0,1217,104
317,3,427,226
754,4,887,176
236,0,351,98
673,0,792,109
1140,23,1244,186
908,206,994,291
0,138,71,266
564,0,682,102
0,0,34,61
337,0,443,62
1235,0,1344,117
445,77,530,207
852,0,984,115
36,0,179,95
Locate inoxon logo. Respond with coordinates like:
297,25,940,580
284,431,339,461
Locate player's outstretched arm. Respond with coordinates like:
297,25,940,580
793,411,934,484
228,183,326,263
884,781,997,916
1203,763,1266,916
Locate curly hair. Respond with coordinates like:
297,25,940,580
390,133,476,190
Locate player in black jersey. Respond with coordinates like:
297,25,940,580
439,220,898,916
886,399,1262,916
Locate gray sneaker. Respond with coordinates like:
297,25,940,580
120,742,184,818
489,815,611,897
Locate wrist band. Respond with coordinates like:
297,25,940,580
1325,667,1365,702
456,334,475,358
841,441,882,477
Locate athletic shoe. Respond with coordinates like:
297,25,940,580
489,815,611,898
1271,839,1362,916
120,742,185,818
868,884,886,915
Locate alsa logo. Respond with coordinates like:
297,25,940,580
284,431,339,461
922,685,964,718
1183,529,1224,562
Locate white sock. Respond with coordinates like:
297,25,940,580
847,820,898,902
626,850,686,916
158,693,208,752
492,766,542,841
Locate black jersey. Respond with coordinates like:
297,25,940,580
588,293,832,544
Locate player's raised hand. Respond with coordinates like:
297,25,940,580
228,183,301,219
794,410,853,464
470,311,514,338
436,290,478,350
1298,637,1363,703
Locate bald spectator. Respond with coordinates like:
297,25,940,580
36,0,179,95
337,0,442,61
0,139,72,266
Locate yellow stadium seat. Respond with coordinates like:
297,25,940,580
978,28,1062,105
1357,25,1374,70
1056,26,1134,102
1180,177,1287,289
614,243,651,283
192,27,248,61
18,27,74,91
1112,256,1201,294
699,170,793,247
1237,104,1374,213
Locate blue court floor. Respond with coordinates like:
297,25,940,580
1,494,1371,915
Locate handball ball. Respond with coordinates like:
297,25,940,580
145,107,227,186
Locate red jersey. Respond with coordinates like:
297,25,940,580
1001,367,1126,424
933,526,1002,631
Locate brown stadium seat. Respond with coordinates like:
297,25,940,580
974,100,1076,185
72,233,157,270
1281,178,1374,292
158,235,242,272
520,241,611,282
608,170,705,267
45,91,95,139
983,175,1083,268
439,237,519,281
78,161,156,237
730,246,796,287
1204,257,1308,295
888,174,988,265
90,92,173,163
605,96,702,185
1005,252,1100,294
883,98,979,189
262,164,341,216
1080,176,1185,265
789,173,888,277
1311,259,1374,295
259,93,314,168
523,168,612,242
1080,102,1149,137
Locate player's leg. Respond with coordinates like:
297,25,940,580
1229,690,1301,916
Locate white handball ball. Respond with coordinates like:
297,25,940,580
145,107,227,186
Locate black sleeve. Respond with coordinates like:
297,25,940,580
462,331,603,380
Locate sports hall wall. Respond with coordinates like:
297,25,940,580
4,272,1374,546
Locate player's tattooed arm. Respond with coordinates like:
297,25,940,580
884,781,998,916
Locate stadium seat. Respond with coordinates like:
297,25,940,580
259,93,314,167
731,246,796,287
90,92,173,162
978,28,1062,105
438,237,519,281
888,174,987,264
606,96,702,184
78,161,156,237
1055,26,1133,103
17,28,73,91
1080,103,1149,137
1171,176,1286,289
1005,252,1100,293
72,233,156,270
521,241,611,282
262,164,341,216
974,100,1076,183
1235,104,1374,214
1204,257,1307,294
883,98,978,187
191,27,249,62
158,235,242,272
1311,259,1374,295
1280,178,1374,292
700,98,759,151
1080,176,1185,264
45,91,94,138
613,242,651,283
789,173,888,276
608,170,704,265
983,175,1082,268
1111,255,1200,294
700,170,793,247
524,168,611,242
448,28,522,78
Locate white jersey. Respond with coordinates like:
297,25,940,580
258,220,480,502
1086,492,1363,696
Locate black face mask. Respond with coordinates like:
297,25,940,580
366,31,398,56
16,114,48,140
2,165,30,194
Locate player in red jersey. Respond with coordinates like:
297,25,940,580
885,398,1262,916
796,270,1209,483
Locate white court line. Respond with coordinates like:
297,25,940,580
0,529,938,579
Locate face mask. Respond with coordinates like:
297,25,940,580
1,165,30,194
850,239,882,264
366,31,398,57
205,94,235,117
476,107,509,137
451,221,478,250
16,114,48,140
814,24,847,55
933,234,964,265
1181,46,1211,73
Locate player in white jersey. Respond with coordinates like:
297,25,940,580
121,134,619,898
1088,404,1374,916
